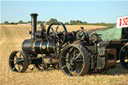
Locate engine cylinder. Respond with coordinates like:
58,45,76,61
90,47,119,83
22,39,56,54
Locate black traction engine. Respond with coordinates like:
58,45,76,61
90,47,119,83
9,13,128,76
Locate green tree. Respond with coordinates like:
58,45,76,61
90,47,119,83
82,21,87,25
37,21,42,24
70,20,87,25
47,18,58,25
18,20,25,24
70,20,75,25
10,22,17,24
65,22,69,25
27,21,31,24
37,21,45,24
4,21,9,24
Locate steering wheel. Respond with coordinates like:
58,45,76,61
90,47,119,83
47,22,67,46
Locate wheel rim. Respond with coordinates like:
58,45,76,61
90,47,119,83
9,51,29,72
120,45,128,69
60,45,86,76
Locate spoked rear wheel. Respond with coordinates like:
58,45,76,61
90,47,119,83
120,44,128,69
60,44,90,76
9,50,30,72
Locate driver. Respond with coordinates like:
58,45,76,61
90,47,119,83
40,23,47,38
81,27,85,31
40,23,46,33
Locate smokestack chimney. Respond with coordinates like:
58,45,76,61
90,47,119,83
30,13,38,38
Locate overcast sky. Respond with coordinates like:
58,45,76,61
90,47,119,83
1,0,128,23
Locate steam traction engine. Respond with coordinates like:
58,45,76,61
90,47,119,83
9,13,128,76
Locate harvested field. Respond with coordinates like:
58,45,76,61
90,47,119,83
0,25,128,85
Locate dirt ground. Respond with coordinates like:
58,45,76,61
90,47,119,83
0,25,128,85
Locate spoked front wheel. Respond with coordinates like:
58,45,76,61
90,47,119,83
60,44,90,76
9,50,30,72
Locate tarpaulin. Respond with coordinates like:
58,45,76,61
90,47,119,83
95,26,121,41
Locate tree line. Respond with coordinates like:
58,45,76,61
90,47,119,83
3,18,110,25
3,20,45,25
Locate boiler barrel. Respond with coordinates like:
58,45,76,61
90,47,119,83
22,39,55,54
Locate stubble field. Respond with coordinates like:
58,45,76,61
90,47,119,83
0,25,128,85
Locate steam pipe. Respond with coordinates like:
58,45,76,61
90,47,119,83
30,13,38,38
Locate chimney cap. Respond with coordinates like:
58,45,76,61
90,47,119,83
30,13,38,16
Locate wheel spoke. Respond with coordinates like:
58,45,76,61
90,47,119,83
75,63,82,73
66,52,70,58
75,53,82,60
70,48,74,53
18,58,24,62
12,67,16,70
14,62,19,65
68,48,74,59
75,61,83,66
10,59,14,62
62,65,67,69
56,34,60,40
76,59,83,62
68,65,73,72
15,54,18,58
19,53,22,58
56,25,59,32
73,49,76,57
51,27,56,34
14,58,24,65
19,58,24,60
60,39,63,43
18,65,21,71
